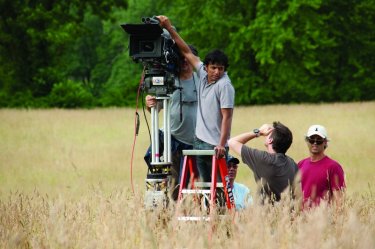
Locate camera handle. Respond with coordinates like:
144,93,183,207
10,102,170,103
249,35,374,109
142,16,160,24
150,96,172,166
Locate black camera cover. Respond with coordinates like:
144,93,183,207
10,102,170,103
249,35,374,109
121,23,163,38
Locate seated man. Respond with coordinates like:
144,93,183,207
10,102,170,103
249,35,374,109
227,155,253,210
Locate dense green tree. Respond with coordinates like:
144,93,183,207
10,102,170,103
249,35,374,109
162,0,375,104
68,12,102,88
48,80,95,108
0,0,128,103
0,0,373,107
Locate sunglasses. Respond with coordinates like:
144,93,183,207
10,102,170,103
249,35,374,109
306,137,325,145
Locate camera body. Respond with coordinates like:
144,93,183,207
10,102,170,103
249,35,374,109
121,17,180,95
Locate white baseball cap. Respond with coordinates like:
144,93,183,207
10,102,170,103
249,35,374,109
306,125,329,140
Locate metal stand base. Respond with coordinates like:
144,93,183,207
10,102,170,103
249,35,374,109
145,96,173,210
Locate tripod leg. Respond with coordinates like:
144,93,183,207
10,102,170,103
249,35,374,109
151,107,160,163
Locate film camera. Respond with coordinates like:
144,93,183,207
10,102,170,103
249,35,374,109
121,16,181,95
122,16,182,209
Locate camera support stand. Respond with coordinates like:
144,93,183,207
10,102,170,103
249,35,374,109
150,96,172,165
144,95,173,209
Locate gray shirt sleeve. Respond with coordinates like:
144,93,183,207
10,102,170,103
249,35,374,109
219,79,235,108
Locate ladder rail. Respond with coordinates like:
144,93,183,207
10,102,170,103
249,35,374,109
176,150,235,221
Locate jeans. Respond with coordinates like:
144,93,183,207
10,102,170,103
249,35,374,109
193,137,228,183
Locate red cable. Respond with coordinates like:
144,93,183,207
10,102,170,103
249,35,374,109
130,67,145,194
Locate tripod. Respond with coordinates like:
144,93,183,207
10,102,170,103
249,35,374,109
144,95,173,209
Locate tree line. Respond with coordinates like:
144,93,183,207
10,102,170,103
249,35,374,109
0,0,374,108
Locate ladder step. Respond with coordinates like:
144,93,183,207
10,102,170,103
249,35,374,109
194,182,224,188
177,216,210,221
177,152,234,219
181,189,211,194
182,149,216,156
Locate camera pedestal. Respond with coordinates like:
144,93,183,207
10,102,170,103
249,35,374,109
144,96,173,210
150,96,172,165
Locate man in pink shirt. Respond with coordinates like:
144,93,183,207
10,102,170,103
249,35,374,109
298,125,346,208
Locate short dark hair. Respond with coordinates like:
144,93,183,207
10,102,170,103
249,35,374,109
177,44,198,74
271,121,293,154
203,49,229,70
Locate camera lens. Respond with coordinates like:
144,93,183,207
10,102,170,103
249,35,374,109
140,41,154,52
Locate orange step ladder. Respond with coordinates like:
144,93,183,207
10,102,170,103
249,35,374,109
177,150,235,221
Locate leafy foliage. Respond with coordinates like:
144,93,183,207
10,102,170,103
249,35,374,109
0,0,128,107
0,0,374,107
48,80,95,108
166,0,375,104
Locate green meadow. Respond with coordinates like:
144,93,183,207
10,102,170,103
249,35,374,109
1,102,374,248
1,102,374,197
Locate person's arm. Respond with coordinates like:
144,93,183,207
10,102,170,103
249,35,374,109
245,186,253,207
156,15,200,69
330,168,346,209
215,108,233,158
291,170,303,212
228,131,257,156
228,123,274,156
332,189,345,208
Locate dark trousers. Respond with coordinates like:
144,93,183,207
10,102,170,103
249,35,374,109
193,137,228,183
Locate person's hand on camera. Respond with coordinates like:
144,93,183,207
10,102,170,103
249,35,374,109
145,95,157,108
259,124,274,136
156,15,172,30
214,145,226,159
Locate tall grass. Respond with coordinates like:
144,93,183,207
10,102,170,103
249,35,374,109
1,188,374,248
1,102,374,248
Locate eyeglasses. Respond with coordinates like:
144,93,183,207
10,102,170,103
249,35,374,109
306,137,325,145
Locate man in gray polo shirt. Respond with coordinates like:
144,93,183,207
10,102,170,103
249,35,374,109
157,15,235,183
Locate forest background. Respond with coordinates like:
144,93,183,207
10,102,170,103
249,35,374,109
1,0,374,108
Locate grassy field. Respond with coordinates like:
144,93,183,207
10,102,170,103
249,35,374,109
1,102,374,248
